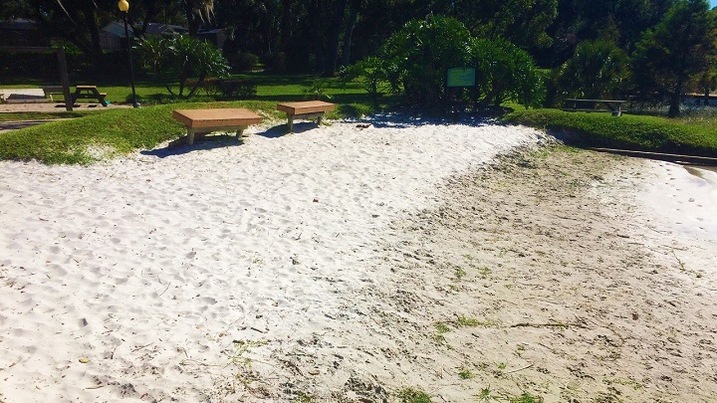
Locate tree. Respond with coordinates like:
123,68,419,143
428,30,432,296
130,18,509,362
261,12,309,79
631,0,716,116
25,0,116,62
137,35,229,97
559,39,629,98
470,38,545,107
451,0,558,50
381,15,473,107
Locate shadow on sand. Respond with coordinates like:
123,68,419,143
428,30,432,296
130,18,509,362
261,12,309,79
141,134,245,158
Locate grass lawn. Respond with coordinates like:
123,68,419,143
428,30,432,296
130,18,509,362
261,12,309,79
503,108,717,158
0,72,393,164
3,73,717,164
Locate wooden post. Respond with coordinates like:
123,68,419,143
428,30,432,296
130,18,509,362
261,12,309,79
56,48,73,112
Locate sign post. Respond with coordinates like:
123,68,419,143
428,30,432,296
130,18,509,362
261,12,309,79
445,67,476,113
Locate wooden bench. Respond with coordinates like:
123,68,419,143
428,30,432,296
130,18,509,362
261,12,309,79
276,100,335,132
71,85,108,106
563,98,626,116
171,108,264,146
42,86,65,102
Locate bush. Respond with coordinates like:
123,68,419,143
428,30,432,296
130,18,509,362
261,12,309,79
375,15,543,109
217,79,257,98
261,52,287,73
229,52,259,72
470,38,544,108
340,56,389,108
136,35,229,97
381,15,473,107
558,40,629,99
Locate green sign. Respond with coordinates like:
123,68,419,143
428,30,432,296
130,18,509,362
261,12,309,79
446,68,476,87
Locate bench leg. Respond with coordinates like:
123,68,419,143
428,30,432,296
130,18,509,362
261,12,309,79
287,115,294,132
187,129,196,145
235,126,248,138
316,113,324,125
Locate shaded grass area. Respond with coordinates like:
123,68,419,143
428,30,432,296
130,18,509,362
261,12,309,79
504,109,717,157
0,101,288,165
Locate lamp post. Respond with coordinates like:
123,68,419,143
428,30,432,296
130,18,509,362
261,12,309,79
118,0,139,108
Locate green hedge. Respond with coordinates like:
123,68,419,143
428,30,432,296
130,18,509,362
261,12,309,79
504,109,717,157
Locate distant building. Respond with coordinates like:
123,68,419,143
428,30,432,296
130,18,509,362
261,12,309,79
197,28,229,51
100,22,189,51
684,92,717,107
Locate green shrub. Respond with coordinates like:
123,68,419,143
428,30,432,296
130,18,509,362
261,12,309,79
136,35,229,97
397,387,432,403
218,79,257,98
340,56,389,108
381,15,473,107
261,52,287,72
470,38,544,108
376,15,543,109
558,40,629,99
230,52,260,72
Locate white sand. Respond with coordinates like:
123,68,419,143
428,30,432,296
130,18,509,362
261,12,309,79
0,118,544,401
1,117,716,402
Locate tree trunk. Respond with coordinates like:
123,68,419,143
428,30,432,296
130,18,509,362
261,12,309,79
668,84,682,118
80,2,104,67
280,0,293,51
322,0,348,77
341,5,359,67
183,0,201,36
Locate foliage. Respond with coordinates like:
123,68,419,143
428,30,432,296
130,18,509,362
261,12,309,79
302,80,333,101
136,35,230,97
558,40,629,99
457,0,558,49
630,0,716,117
228,52,260,72
509,392,544,403
340,57,390,108
470,38,545,108
397,387,432,403
504,108,717,157
381,15,473,107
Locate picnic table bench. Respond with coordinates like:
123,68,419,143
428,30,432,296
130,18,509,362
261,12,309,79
42,86,65,102
171,108,264,146
563,98,626,116
71,85,107,106
276,100,335,132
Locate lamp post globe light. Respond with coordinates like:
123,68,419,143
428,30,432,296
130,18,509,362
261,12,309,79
118,0,139,108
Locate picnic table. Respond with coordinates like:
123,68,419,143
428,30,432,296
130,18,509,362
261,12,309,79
71,85,107,106
563,98,626,116
276,100,335,132
171,108,264,146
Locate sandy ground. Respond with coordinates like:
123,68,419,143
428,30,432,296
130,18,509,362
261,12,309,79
0,116,716,402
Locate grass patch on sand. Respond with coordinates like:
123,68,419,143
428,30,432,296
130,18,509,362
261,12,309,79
503,109,717,157
0,72,393,164
398,387,432,403
0,100,290,164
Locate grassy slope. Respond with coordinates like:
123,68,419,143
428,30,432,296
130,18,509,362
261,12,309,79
504,109,717,157
0,101,289,164
4,74,717,164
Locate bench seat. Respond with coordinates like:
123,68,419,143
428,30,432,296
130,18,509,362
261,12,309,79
562,98,626,116
172,108,264,146
276,100,335,132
